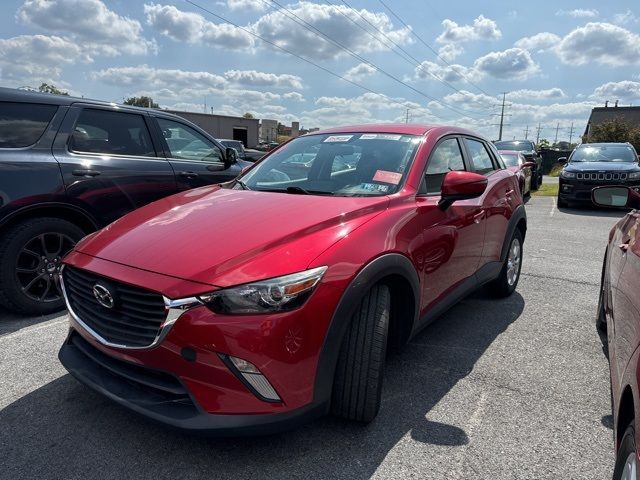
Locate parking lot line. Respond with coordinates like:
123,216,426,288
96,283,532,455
0,318,67,341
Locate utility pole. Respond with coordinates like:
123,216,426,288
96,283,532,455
554,122,560,144
405,108,409,124
535,122,542,145
524,125,529,139
498,92,507,141
568,122,575,144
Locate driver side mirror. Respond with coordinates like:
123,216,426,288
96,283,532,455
522,162,536,169
592,186,640,209
225,147,237,167
438,171,488,210
557,157,567,164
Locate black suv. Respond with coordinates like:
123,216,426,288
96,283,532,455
493,139,543,189
558,142,640,208
0,87,250,315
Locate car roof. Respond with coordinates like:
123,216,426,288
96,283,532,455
309,123,483,138
577,142,631,147
0,86,184,120
497,150,523,155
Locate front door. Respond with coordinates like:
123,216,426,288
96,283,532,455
53,106,177,226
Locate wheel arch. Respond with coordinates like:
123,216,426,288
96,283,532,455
617,385,635,449
0,203,99,235
500,204,527,263
312,253,420,408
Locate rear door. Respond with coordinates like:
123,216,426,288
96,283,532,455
151,116,240,190
52,105,177,226
462,137,517,266
415,136,486,312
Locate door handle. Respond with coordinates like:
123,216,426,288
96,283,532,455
72,169,100,177
178,171,199,179
473,210,485,224
505,189,515,196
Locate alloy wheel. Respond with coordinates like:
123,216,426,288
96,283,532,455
506,237,522,287
621,452,637,480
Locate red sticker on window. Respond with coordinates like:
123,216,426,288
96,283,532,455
373,170,402,185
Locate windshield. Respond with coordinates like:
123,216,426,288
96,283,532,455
570,145,637,163
500,153,521,167
494,141,535,152
238,132,421,196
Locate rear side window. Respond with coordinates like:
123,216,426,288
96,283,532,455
0,102,58,148
70,108,156,157
465,138,495,174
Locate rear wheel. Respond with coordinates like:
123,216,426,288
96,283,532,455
489,229,523,298
0,217,84,315
531,170,540,190
331,284,390,423
613,422,637,480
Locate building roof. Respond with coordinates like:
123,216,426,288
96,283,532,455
585,106,640,135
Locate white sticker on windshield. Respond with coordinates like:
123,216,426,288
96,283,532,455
360,134,402,141
323,135,353,143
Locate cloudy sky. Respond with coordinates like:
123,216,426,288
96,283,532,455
1,0,639,141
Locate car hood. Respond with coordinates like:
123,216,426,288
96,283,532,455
74,186,389,288
565,161,640,172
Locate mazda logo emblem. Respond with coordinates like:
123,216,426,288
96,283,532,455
93,283,114,309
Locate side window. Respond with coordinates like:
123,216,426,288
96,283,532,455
423,138,465,194
0,102,58,148
487,142,506,169
156,118,223,163
464,138,496,174
70,109,155,157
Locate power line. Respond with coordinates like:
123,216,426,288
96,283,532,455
262,0,485,119
377,0,494,99
184,0,414,113
492,92,511,141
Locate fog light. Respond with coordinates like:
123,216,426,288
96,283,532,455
221,354,281,402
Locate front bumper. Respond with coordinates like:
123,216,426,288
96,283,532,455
559,179,640,203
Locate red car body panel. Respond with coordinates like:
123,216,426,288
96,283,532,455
58,124,525,434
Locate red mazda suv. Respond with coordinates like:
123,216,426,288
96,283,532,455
593,186,640,479
58,124,526,434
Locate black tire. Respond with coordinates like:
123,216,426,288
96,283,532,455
613,422,636,480
489,229,523,298
557,196,568,208
0,217,85,315
331,284,390,423
530,170,540,190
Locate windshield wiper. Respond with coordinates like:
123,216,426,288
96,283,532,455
235,179,250,190
255,186,333,195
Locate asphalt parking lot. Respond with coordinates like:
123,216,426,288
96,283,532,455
0,192,624,479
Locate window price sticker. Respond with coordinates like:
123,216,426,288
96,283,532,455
373,170,402,185
323,135,353,143
360,134,402,141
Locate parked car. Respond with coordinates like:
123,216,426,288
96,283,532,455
0,87,250,315
218,139,264,162
592,185,640,480
58,124,526,435
498,150,536,196
558,143,640,208
494,140,543,190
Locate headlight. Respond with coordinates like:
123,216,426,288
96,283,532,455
629,172,640,180
199,266,327,314
561,171,576,179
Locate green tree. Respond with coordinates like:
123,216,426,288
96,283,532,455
537,138,550,149
123,96,159,108
587,118,640,151
242,112,255,119
38,83,68,95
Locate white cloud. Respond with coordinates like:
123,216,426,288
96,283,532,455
555,9,599,18
226,0,267,11
144,3,254,49
514,32,561,52
413,60,472,83
555,22,640,66
224,70,303,89
473,48,540,80
612,10,638,26
0,35,90,85
17,0,154,56
283,92,306,102
344,63,376,81
438,44,464,62
591,81,640,102
251,2,412,60
509,88,566,100
436,15,501,44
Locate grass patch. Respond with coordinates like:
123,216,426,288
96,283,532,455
532,183,559,196
548,163,564,177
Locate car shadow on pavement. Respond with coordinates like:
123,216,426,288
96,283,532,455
0,291,524,480
557,205,628,218
0,307,64,336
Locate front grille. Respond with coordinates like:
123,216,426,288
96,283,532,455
576,172,627,181
63,266,167,348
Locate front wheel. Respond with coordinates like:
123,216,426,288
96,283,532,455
331,284,390,423
557,197,568,208
489,229,523,298
0,217,85,315
530,170,540,190
613,422,637,480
